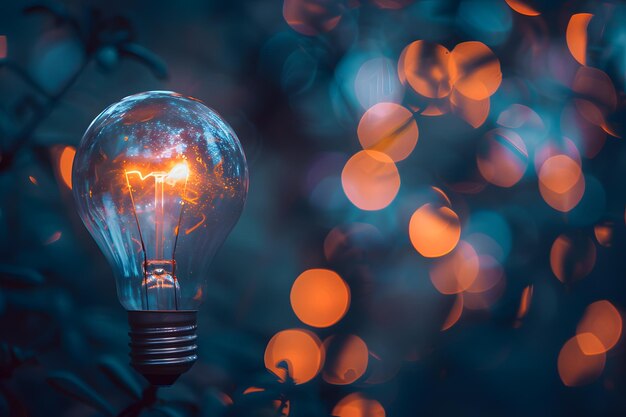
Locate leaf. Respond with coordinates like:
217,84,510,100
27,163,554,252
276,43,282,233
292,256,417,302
119,43,168,79
46,371,115,416
0,264,44,288
98,356,142,400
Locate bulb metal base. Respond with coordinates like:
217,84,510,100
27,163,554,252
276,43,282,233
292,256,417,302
128,310,198,386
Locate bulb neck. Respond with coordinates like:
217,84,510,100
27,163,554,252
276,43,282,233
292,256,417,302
127,310,198,386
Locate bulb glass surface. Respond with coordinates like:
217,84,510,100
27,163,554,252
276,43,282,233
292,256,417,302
73,91,248,310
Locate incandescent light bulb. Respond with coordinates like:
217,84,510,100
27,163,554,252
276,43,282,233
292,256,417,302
72,91,248,385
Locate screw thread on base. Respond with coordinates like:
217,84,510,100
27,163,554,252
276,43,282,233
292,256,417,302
128,310,198,386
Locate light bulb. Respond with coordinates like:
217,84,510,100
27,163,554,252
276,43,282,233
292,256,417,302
72,91,248,385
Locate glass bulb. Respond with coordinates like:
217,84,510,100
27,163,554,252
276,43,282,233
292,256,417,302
73,91,248,311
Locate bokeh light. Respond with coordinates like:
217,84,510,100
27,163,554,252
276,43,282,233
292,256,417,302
430,241,479,294
357,102,418,162
322,335,369,385
449,41,501,100
408,203,461,258
538,155,585,212
550,233,596,284
566,13,593,66
341,150,400,211
58,145,76,189
558,335,605,387
476,128,528,188
594,221,613,247
441,294,463,331
283,0,343,36
290,269,350,328
576,300,622,354
264,329,324,384
332,393,385,417
400,40,452,98
505,0,541,16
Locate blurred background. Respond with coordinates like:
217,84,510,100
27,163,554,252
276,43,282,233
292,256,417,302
1,0,626,416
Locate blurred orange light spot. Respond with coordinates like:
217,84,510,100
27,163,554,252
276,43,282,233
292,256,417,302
463,255,506,310
538,155,585,212
59,146,76,189
332,393,386,417
539,155,581,194
504,0,540,16
401,40,452,98
357,103,418,162
290,269,350,328
264,329,324,384
29,175,38,185
577,300,622,354
572,66,617,119
566,13,593,66
441,294,463,331
550,234,596,284
449,42,501,100
534,138,580,175
594,222,613,247
450,88,490,128
341,150,400,211
44,231,62,245
283,0,342,36
477,128,528,188
0,36,6,59
409,203,461,258
558,335,605,387
323,335,369,385
516,284,534,321
243,386,265,394
430,241,479,294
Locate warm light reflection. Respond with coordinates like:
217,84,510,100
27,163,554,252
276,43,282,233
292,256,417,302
400,40,452,98
550,234,596,284
577,300,622,355
357,102,418,162
515,284,533,323
430,241,479,294
558,335,605,387
450,88,490,128
477,128,528,188
29,175,38,185
572,67,617,133
44,231,62,245
441,294,463,331
0,35,6,59
464,255,506,310
409,203,461,258
538,155,585,212
504,0,540,16
283,0,342,36
290,269,350,328
594,222,613,247
341,150,400,211
264,329,324,384
59,146,76,189
538,155,581,194
332,393,386,417
323,335,369,385
449,42,501,100
566,13,593,66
